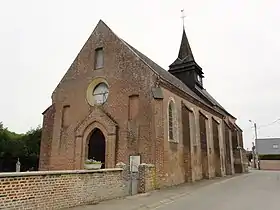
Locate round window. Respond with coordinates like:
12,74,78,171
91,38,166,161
92,82,109,105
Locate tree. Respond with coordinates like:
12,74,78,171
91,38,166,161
0,123,42,172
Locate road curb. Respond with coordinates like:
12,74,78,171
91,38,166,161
125,192,152,200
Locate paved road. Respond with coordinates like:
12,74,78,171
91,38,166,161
73,171,280,210
157,170,280,210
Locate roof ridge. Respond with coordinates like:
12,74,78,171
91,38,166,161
106,22,234,119
118,38,225,112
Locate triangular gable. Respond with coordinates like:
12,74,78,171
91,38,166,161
51,19,235,121
52,20,113,100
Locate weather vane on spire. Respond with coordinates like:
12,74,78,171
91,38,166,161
181,9,186,28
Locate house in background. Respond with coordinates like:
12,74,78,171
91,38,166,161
39,20,247,188
256,138,280,170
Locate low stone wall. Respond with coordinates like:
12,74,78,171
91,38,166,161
0,168,128,210
241,149,249,173
260,160,280,170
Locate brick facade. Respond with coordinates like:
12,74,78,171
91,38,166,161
39,105,55,171
0,169,127,209
39,20,246,189
0,164,157,210
138,163,157,193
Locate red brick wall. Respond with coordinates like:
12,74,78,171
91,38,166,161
0,169,127,210
40,20,158,171
138,163,157,193
39,105,55,171
39,20,246,188
260,160,280,170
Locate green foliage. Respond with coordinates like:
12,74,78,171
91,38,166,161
259,154,280,160
85,159,102,164
0,122,42,172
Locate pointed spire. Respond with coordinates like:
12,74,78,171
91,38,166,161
169,28,196,68
178,28,195,62
169,26,204,89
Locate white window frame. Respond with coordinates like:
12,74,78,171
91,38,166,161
167,97,178,143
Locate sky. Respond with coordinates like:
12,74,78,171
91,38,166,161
0,0,280,149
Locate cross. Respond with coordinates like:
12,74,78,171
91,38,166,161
181,9,186,28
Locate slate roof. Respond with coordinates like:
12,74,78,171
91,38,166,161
120,39,234,118
43,20,234,120
170,29,196,66
121,40,201,100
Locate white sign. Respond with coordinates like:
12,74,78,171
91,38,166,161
129,155,140,172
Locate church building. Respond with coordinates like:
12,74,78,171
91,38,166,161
39,20,247,187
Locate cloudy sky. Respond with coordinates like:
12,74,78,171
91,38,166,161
0,0,279,149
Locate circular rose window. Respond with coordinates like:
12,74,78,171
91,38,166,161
92,82,109,105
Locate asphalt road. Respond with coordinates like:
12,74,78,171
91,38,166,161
73,170,280,210
157,170,280,210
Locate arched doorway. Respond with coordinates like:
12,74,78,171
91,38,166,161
88,128,106,169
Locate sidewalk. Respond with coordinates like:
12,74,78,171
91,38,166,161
70,173,249,210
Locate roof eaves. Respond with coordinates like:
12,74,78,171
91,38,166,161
117,35,228,119
42,104,53,115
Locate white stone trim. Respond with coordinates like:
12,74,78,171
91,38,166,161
212,116,221,124
199,110,209,119
0,168,123,178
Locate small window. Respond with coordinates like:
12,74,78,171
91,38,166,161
94,48,104,69
168,99,177,142
168,103,174,140
197,74,202,83
273,144,279,149
62,105,71,128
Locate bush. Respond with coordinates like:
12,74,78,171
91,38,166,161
85,159,102,164
258,154,280,160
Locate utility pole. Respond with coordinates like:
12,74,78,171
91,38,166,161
254,123,258,140
249,120,258,168
253,122,258,169
252,142,256,168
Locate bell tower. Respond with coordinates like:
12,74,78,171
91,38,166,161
168,27,204,89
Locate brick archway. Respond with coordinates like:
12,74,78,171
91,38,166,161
75,107,117,169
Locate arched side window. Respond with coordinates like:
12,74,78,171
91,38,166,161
168,98,177,142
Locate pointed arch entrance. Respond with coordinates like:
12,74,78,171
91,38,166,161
75,107,118,169
87,128,106,169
